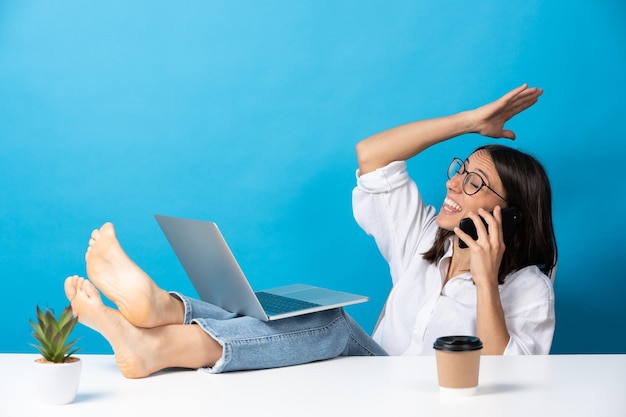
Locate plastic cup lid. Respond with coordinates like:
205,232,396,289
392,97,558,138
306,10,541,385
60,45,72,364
433,336,483,352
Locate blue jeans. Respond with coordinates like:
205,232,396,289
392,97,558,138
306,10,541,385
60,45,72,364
171,292,388,373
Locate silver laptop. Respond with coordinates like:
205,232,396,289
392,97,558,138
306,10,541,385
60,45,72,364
155,214,369,321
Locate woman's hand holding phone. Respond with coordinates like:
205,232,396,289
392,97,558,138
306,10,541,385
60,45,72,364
454,207,516,289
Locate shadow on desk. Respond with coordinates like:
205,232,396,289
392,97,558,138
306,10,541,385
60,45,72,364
477,383,527,396
74,391,113,404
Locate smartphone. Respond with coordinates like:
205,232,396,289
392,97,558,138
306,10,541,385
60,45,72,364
458,206,520,249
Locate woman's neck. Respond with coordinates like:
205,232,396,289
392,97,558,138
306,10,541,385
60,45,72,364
446,240,471,281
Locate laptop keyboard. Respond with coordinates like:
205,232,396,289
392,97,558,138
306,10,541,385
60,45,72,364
255,291,320,315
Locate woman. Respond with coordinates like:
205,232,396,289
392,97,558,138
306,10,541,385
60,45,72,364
354,84,556,356
64,84,555,378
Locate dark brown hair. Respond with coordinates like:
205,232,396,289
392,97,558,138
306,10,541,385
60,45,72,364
422,145,557,284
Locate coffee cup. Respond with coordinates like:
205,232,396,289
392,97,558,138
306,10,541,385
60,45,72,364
433,336,483,396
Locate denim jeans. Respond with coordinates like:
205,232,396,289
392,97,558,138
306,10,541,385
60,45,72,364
171,292,388,373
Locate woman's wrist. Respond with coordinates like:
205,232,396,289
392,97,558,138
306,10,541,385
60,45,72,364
474,275,501,295
455,109,482,135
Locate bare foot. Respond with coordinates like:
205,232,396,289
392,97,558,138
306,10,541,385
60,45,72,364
64,276,221,377
64,275,160,378
85,223,183,328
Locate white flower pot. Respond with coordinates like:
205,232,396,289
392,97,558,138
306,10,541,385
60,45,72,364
33,357,82,405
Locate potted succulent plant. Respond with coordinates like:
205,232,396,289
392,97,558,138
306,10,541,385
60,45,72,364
29,305,82,405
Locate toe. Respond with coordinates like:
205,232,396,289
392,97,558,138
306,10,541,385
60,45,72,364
82,279,101,299
101,222,115,236
64,276,78,301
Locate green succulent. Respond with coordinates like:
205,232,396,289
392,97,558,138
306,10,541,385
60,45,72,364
30,305,80,363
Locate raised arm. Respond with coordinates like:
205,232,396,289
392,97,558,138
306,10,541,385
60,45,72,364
355,84,543,174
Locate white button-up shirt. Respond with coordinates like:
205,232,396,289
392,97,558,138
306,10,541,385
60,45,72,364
352,161,555,355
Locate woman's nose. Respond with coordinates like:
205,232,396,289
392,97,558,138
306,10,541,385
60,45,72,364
446,174,464,194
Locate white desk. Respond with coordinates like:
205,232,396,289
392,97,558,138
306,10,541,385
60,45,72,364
0,354,624,416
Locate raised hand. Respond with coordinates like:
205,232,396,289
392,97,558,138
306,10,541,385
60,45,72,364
471,84,543,140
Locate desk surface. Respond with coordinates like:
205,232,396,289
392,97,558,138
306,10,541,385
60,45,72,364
0,354,624,417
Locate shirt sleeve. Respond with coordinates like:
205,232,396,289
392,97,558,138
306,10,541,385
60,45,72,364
352,161,438,285
501,267,556,355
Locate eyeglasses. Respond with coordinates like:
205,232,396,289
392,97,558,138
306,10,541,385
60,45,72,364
447,157,508,203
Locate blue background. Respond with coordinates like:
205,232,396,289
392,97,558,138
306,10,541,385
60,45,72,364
1,1,625,355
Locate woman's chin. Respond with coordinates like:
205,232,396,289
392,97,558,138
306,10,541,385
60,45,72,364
436,214,458,231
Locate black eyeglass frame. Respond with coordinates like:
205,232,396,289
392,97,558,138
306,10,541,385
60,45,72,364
447,157,509,203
